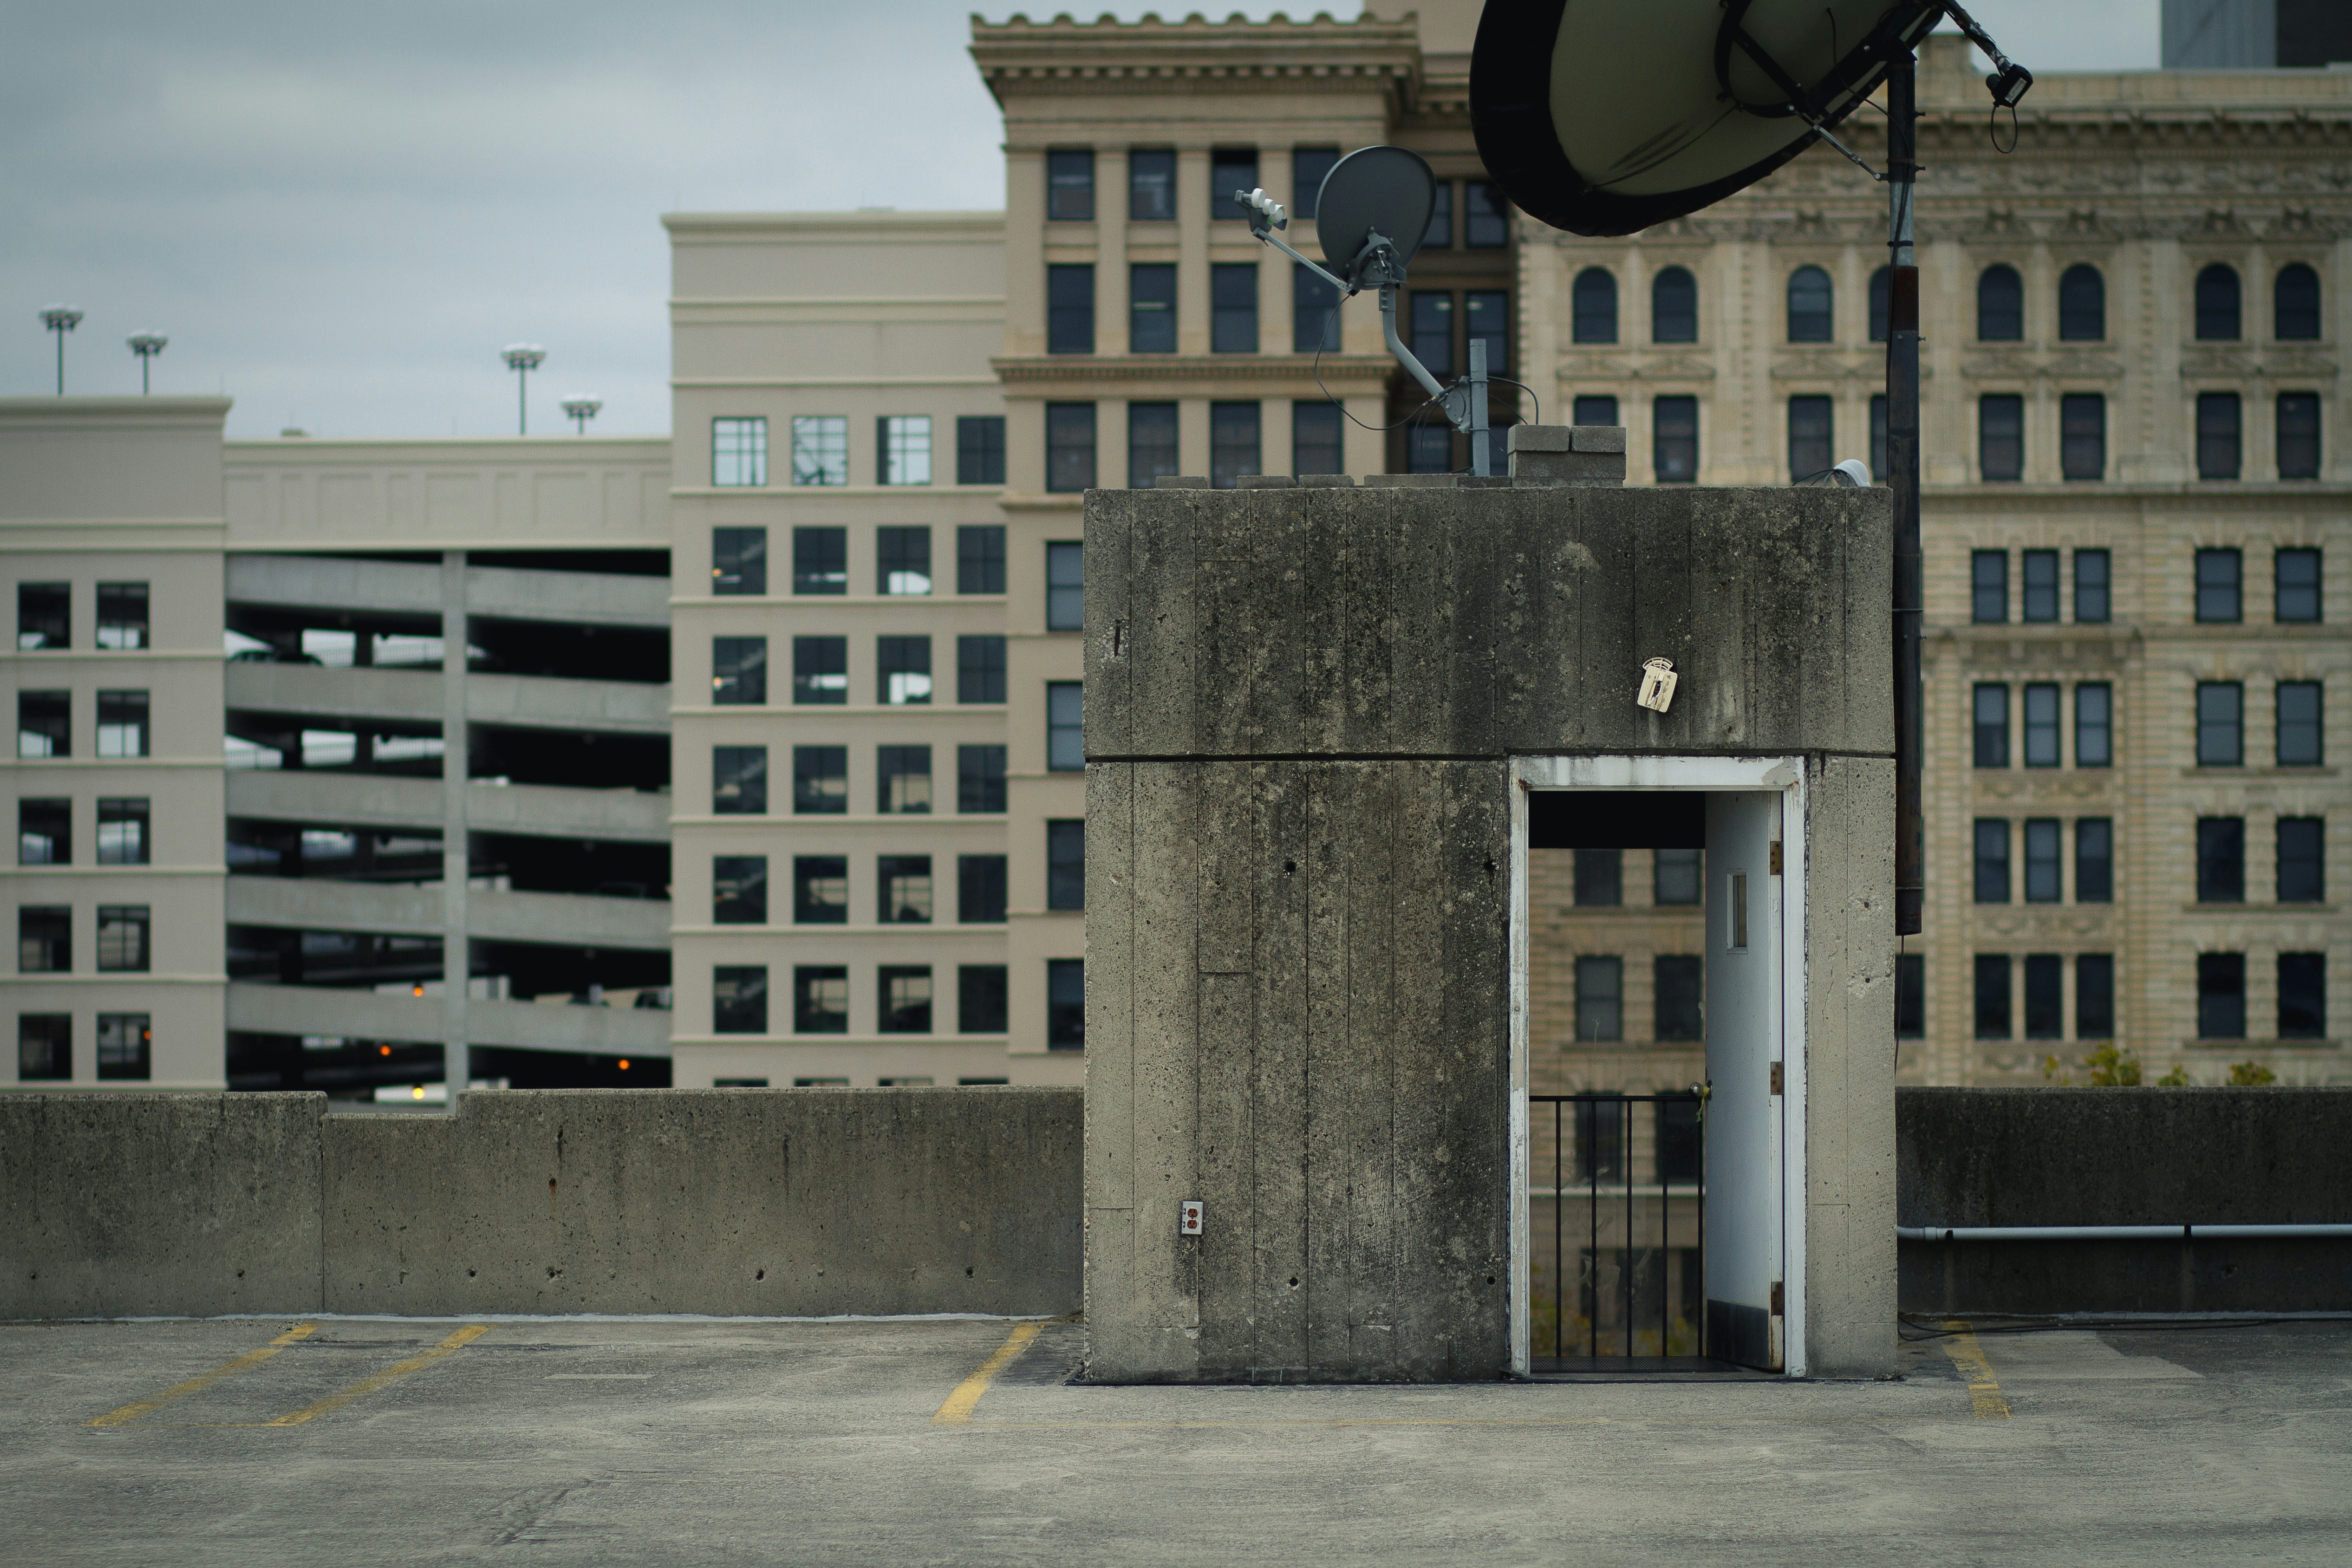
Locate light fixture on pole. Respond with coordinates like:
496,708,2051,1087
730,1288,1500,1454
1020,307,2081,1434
127,333,168,395
39,306,84,395
501,343,546,435
560,395,603,435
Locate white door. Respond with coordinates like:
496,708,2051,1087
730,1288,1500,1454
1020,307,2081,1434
1704,790,1784,1369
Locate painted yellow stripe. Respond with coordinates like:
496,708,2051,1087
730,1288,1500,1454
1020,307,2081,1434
262,1324,490,1427
87,1323,317,1428
1941,1321,2012,1419
931,1321,1044,1425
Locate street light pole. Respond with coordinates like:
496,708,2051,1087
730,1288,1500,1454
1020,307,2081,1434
501,343,546,435
560,395,603,435
40,306,83,395
128,333,168,395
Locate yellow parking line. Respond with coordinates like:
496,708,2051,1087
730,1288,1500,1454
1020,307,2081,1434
87,1323,317,1427
262,1324,491,1427
1941,1321,2013,1419
932,1321,1044,1425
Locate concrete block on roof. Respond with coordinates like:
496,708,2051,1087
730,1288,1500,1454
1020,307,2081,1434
1299,473,1356,487
1236,473,1296,488
1572,424,1628,453
1362,472,1459,487
1152,475,1209,488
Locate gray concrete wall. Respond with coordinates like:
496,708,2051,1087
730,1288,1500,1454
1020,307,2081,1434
0,1088,1080,1319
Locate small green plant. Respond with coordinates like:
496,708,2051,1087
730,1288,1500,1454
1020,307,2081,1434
2228,1060,2279,1086
2081,1042,2144,1087
2154,1064,2191,1087
2039,1053,2070,1085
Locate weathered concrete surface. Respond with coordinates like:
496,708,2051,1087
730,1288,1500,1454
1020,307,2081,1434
0,1093,326,1318
1898,1087,2352,1314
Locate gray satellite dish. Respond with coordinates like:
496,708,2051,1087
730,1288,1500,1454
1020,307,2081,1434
1313,145,1438,282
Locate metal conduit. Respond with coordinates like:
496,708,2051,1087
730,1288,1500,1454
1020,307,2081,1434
1900,1224,2352,1243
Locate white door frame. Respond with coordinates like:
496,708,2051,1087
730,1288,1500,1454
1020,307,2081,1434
1508,754,1809,1378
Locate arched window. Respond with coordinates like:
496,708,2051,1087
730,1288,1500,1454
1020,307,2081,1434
1787,265,1833,342
1571,267,1618,344
1869,266,1890,343
2058,264,2105,342
2276,263,2322,340
1651,266,1698,343
1978,264,2024,341
2196,264,2241,341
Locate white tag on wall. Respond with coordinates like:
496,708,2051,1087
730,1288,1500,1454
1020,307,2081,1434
1636,657,1678,713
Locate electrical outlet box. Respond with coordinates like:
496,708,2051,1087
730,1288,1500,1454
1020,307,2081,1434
1179,1199,1204,1236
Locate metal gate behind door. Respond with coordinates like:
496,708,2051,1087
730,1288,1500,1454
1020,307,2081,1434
1530,1091,1707,1368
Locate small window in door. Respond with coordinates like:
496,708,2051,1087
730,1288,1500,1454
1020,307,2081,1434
1727,871,1749,952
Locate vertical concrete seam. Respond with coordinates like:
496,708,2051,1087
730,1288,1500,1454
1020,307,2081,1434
440,550,470,1101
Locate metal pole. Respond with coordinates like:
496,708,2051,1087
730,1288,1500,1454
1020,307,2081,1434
1587,1102,1598,1362
517,366,528,436
55,331,65,396
141,357,150,395
1553,1100,1563,1360
1622,1098,1633,1360
1468,337,1492,476
1889,51,1925,937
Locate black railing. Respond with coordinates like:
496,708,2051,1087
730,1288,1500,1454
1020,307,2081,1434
1531,1091,1706,1366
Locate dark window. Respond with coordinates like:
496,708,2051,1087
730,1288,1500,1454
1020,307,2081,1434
1869,265,1889,342
1979,394,2023,481
2077,818,2114,903
714,745,767,814
2197,392,2242,480
1655,1098,1702,1182
1211,401,1260,489
1467,290,1508,375
2076,683,2112,768
95,904,148,973
1974,954,2012,1040
958,745,1006,813
1971,550,2008,623
97,1014,149,1081
1046,403,1096,493
1046,148,1094,221
1572,268,1617,344
1295,264,1342,353
1210,148,1257,221
1655,955,1703,1041
2280,953,2326,1039
1652,267,1697,342
2024,819,2062,903
95,691,146,758
792,636,847,705
1046,958,1086,1050
879,855,932,924
1047,541,1083,632
19,906,70,972
2023,683,2060,768
1575,394,1619,428
714,856,767,924
1654,847,1701,905
878,745,932,814
1978,264,2024,341
1406,423,1452,474
711,637,766,705
1129,148,1176,221
2197,682,2244,766
1786,266,1833,342
1293,402,1344,476
879,967,932,1034
20,798,68,866
791,746,843,815
1896,954,1926,1039
2277,680,2323,766
878,637,931,706
2020,549,2059,623
2024,954,2064,1040
712,416,768,486
1128,402,1179,488
1465,182,1508,248
1291,146,1340,219
18,1015,69,1081
1787,395,1833,482
958,525,1005,593
792,966,845,1034
960,965,1010,1034
714,527,768,595
2275,262,2322,340
795,531,851,597
2197,548,2242,622
956,416,1006,485
959,855,1008,923
2278,395,2322,481
1047,820,1085,912
2196,263,2241,340
2059,264,2105,341
2197,817,2246,903
1130,262,1176,353
95,582,147,649
1653,396,1697,483
2197,952,2246,1039
1575,956,1623,1041
17,581,67,650
1576,1096,1625,1181
2078,954,2115,1039
2074,548,2111,624
1974,683,2009,768
1573,848,1621,907
1421,180,1452,250
793,854,850,923
1870,393,1888,480
1047,264,1095,355
2060,394,2105,480
877,527,931,595
1410,292,1454,377
2278,817,2325,903
958,635,1006,704
1974,819,2011,904
1047,683,1082,772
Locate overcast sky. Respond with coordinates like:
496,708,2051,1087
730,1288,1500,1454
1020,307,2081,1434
0,1,2158,439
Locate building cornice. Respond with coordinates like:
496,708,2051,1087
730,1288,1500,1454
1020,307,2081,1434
0,396,233,431
969,12,1421,109
990,352,1395,390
